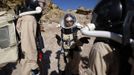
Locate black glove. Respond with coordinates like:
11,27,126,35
55,34,61,46
79,37,90,44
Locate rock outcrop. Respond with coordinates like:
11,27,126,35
41,4,64,24
76,6,92,15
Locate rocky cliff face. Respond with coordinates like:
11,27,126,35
41,2,65,24
41,3,92,25
4,0,92,25
76,6,92,15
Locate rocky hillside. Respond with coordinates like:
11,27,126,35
41,5,64,24
2,0,92,25
0,0,94,75
41,3,92,25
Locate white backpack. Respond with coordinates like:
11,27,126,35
0,11,18,68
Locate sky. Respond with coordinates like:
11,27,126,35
52,0,99,10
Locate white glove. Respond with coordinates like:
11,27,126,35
76,23,83,29
56,24,61,28
86,23,96,31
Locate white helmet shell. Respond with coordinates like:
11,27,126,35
65,16,73,21
61,14,77,29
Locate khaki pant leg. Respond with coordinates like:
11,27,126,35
69,51,81,74
88,42,119,75
16,15,38,75
20,59,37,75
59,53,66,71
129,57,134,75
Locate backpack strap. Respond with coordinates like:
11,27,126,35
36,23,44,51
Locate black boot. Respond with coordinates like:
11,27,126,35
72,74,79,75
32,68,40,75
59,70,65,75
